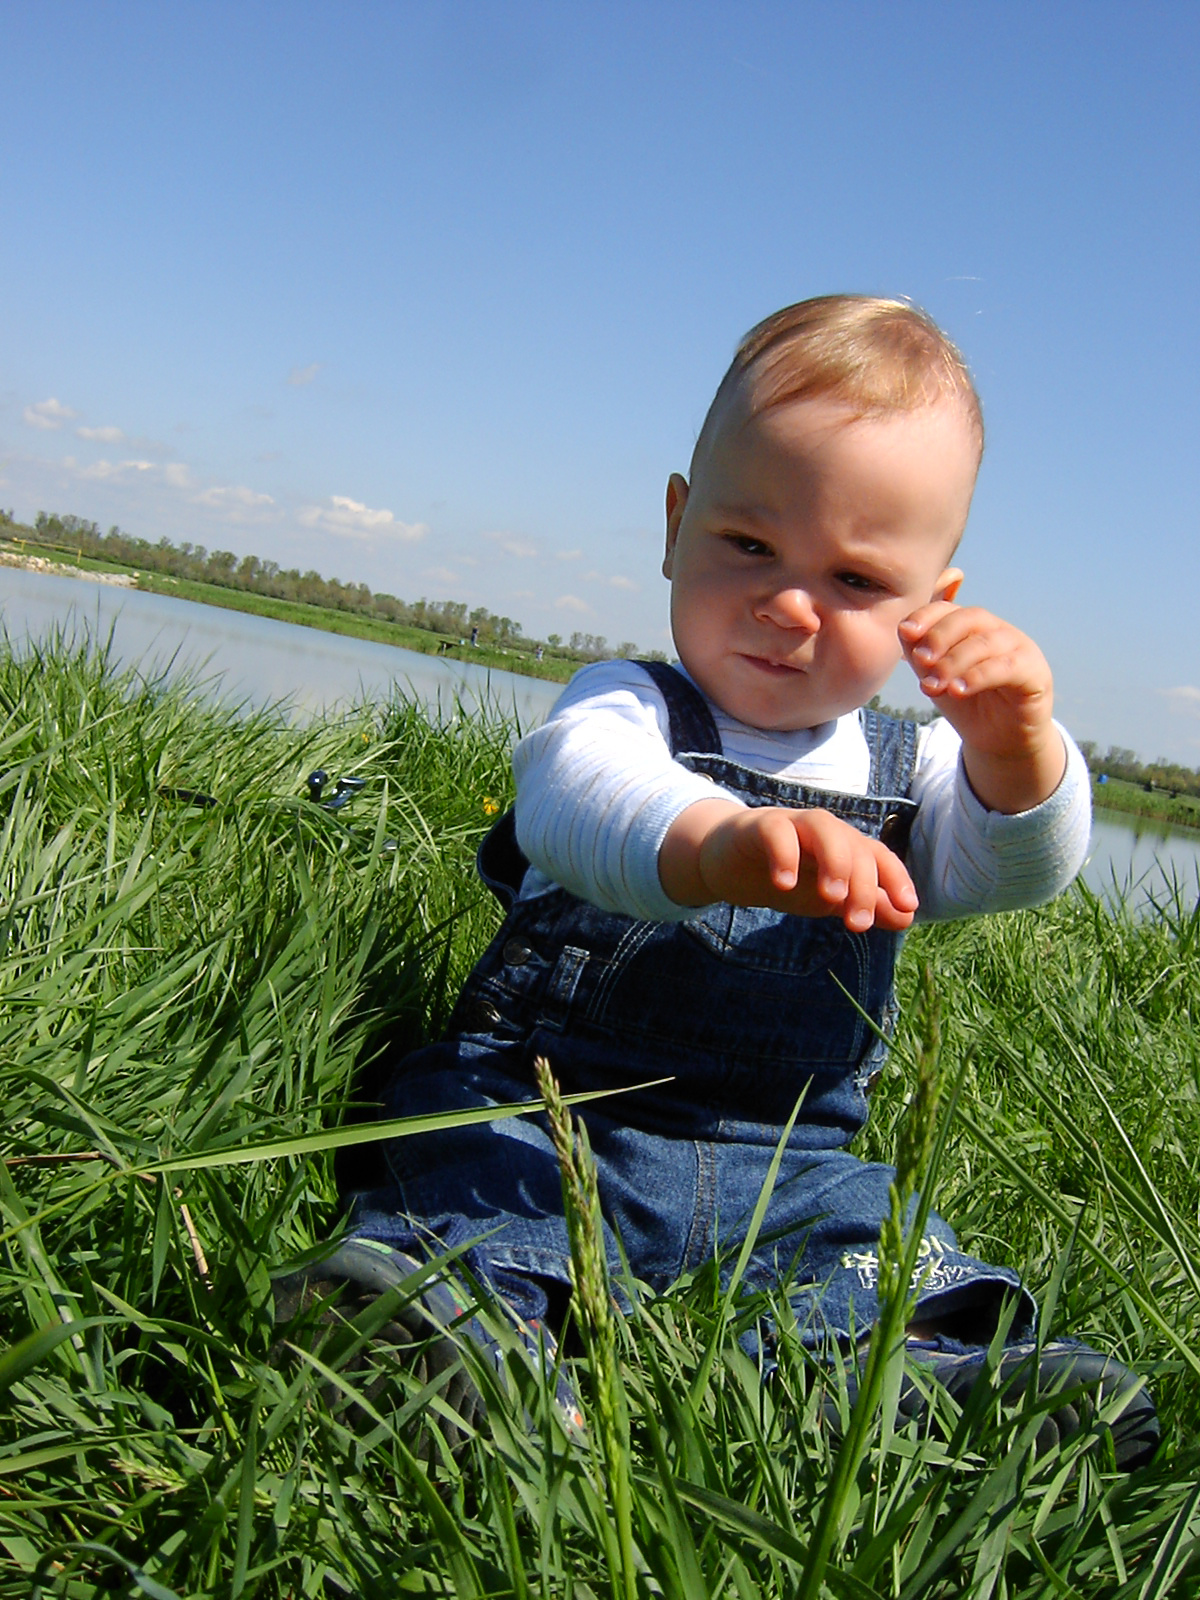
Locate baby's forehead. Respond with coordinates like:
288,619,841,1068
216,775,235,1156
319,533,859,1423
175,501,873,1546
692,381,978,486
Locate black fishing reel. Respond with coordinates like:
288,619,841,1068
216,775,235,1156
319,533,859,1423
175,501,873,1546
305,770,367,811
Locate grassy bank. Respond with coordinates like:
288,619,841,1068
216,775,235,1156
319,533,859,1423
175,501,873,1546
2,639,1199,1598
136,571,580,683
1093,774,1200,833
0,537,580,684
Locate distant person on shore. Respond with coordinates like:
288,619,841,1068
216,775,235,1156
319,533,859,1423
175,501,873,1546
276,295,1157,1467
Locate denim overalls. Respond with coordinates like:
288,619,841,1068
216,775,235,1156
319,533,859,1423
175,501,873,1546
349,663,1033,1346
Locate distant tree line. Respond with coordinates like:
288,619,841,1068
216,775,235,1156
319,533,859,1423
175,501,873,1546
1075,741,1200,801
10,511,661,666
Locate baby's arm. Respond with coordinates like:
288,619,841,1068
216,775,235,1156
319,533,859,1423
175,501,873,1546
899,601,1065,814
908,717,1090,919
898,598,1091,919
659,800,917,931
514,661,915,929
513,661,743,922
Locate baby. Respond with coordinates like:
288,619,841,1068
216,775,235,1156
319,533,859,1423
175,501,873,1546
278,296,1157,1466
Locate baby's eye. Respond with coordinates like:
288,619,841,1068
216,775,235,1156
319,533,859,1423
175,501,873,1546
837,571,885,594
724,533,772,558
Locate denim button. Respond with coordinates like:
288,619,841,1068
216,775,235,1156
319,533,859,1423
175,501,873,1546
879,811,912,856
503,939,532,966
466,999,502,1030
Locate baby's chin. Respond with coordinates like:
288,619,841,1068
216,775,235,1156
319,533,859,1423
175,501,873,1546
706,688,851,734
672,647,863,731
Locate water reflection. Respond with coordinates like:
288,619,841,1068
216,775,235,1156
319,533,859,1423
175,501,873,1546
0,565,561,731
1082,807,1200,914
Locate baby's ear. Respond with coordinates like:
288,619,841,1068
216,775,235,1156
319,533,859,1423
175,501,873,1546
934,566,964,604
663,474,689,577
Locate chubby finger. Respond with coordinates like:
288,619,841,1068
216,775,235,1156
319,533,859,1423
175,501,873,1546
841,848,883,932
899,599,962,646
905,604,1003,664
874,841,919,912
871,891,916,932
913,631,1001,694
793,810,857,904
840,841,918,931
934,652,1051,703
751,808,803,892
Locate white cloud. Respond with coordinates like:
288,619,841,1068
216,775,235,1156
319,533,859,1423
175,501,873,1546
584,569,640,591
76,424,125,443
61,454,197,495
287,362,321,388
483,531,538,559
75,457,157,481
1160,686,1200,712
554,594,591,613
422,566,460,585
25,398,76,430
556,548,582,562
299,495,427,542
194,484,277,521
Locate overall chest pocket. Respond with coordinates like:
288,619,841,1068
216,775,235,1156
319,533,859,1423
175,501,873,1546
685,904,850,978
583,907,877,1071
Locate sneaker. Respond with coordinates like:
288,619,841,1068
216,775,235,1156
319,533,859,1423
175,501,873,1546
826,1334,1158,1471
271,1237,582,1452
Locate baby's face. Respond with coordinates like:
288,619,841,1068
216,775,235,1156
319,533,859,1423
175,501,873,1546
662,394,978,731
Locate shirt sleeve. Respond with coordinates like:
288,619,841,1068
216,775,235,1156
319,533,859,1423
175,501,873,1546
908,717,1092,921
512,660,743,920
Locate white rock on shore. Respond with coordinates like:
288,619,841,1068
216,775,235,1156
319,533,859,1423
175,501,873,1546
0,550,137,588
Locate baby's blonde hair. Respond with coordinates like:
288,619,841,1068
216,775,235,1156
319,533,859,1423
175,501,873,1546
694,294,983,469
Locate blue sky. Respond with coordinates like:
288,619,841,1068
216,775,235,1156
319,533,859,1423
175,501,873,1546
2,2,1198,761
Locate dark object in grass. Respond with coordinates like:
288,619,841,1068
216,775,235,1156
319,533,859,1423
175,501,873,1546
271,1237,488,1458
306,769,366,809
156,785,219,807
272,1237,583,1458
829,1335,1159,1471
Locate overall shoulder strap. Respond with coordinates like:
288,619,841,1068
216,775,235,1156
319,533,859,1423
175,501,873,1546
859,707,921,799
477,658,724,907
636,659,724,757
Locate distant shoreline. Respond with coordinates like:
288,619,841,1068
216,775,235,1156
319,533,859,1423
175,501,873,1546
0,542,580,685
1093,779,1200,834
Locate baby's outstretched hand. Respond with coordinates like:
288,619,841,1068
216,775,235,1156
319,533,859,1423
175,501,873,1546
899,600,1067,814
660,799,918,931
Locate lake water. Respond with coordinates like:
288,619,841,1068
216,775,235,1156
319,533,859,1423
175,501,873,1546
1082,808,1200,912
0,564,561,732
5,564,1198,913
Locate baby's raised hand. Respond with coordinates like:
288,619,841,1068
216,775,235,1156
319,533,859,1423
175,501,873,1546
899,600,1066,813
660,798,918,931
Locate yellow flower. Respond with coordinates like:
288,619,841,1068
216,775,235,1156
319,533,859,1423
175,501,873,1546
482,796,500,815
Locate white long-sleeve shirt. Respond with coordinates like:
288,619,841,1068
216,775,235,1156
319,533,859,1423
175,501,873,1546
512,659,1091,924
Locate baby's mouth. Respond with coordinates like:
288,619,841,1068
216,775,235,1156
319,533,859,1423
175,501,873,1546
740,653,808,677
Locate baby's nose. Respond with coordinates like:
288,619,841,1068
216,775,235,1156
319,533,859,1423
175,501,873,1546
756,586,821,632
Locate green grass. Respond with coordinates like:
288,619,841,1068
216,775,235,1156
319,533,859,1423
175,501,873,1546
2,636,1199,1598
1093,776,1200,833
